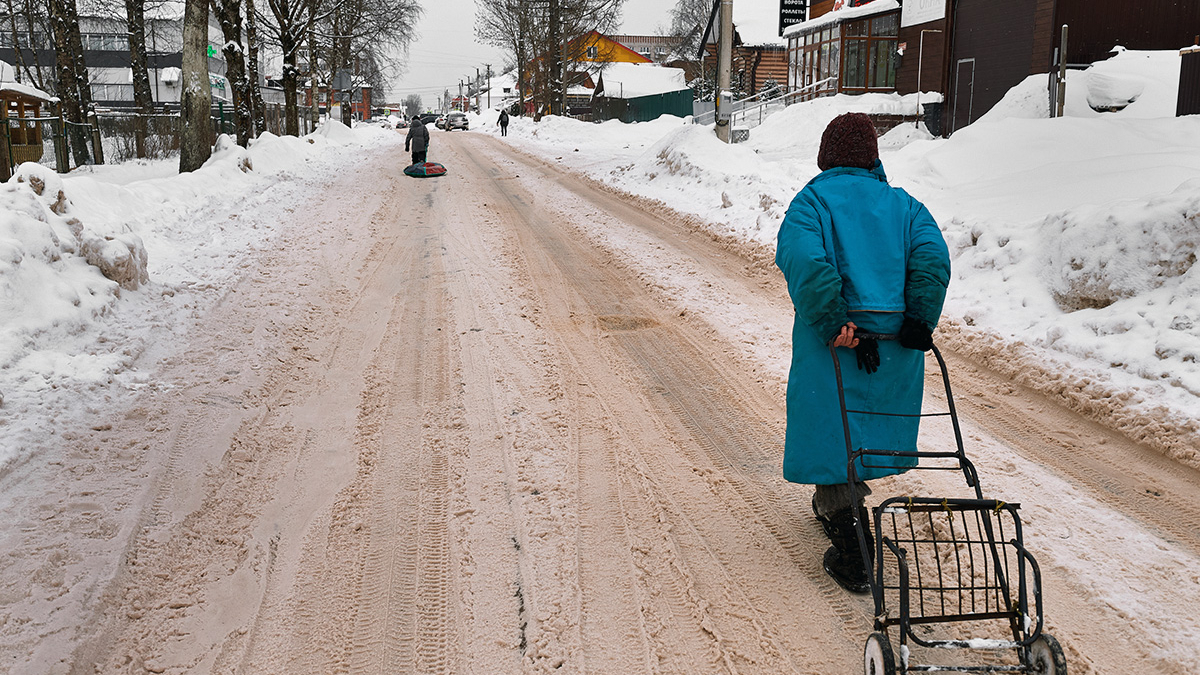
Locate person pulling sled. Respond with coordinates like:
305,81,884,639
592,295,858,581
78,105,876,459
406,114,430,165
775,112,951,593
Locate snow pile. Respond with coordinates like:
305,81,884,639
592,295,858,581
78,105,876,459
981,47,1183,124
0,167,139,381
0,124,400,469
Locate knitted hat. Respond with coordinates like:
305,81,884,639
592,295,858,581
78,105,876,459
817,113,879,171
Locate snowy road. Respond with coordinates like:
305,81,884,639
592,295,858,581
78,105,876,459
3,132,1199,673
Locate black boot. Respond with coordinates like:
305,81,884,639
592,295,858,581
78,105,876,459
816,506,873,594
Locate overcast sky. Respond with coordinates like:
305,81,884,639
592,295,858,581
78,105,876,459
388,0,679,106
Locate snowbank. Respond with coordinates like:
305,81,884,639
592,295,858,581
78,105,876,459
0,124,400,469
488,52,1200,462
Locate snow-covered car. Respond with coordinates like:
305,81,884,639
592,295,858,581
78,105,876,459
445,112,469,131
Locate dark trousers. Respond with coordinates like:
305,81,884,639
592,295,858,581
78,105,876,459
500,124,508,137
813,481,872,518
411,150,427,165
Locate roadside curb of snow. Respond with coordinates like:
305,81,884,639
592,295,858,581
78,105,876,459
938,320,1200,470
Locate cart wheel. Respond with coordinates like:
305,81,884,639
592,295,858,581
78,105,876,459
1028,634,1067,675
864,632,896,675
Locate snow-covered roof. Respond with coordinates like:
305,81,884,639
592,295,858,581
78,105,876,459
0,79,58,103
595,63,688,99
783,0,901,39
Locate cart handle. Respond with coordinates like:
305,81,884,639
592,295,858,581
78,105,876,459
850,332,896,341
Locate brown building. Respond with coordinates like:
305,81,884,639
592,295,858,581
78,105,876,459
701,33,789,96
700,3,790,97
947,0,1200,133
786,0,949,106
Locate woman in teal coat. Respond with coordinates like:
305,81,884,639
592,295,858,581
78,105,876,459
775,113,951,592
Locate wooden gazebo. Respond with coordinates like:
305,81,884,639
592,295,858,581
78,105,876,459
1,80,58,181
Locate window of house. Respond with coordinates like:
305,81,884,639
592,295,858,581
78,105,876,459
843,38,867,89
586,45,598,59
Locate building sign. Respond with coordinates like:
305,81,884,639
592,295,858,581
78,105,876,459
901,0,946,28
779,0,808,37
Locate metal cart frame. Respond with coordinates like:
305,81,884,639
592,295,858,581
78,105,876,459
830,335,1068,675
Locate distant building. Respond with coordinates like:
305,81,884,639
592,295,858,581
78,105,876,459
527,31,652,116
0,11,244,109
609,35,684,64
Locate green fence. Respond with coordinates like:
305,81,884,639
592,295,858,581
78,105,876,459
592,89,693,123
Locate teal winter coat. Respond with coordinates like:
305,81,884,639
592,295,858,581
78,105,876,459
775,161,950,485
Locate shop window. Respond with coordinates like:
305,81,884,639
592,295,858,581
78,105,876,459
845,19,868,37
869,40,896,88
871,14,899,37
844,39,867,89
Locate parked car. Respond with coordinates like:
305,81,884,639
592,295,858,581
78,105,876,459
445,111,469,131
417,113,439,126
435,115,447,130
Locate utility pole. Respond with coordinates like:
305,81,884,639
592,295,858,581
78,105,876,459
459,79,464,111
715,0,733,143
485,63,492,110
475,67,481,112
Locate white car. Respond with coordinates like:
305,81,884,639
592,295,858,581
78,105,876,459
445,112,469,131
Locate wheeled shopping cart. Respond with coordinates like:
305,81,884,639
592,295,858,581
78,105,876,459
830,335,1068,675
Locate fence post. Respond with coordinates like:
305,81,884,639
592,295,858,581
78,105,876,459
1,102,12,182
88,109,105,165
54,102,68,173
218,100,226,136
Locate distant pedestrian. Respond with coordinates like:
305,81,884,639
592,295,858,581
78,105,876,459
498,109,510,137
775,112,951,594
406,115,430,165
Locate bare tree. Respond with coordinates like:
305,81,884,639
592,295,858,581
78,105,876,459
123,0,155,157
670,0,712,61
257,0,322,135
244,0,267,134
49,0,95,165
314,0,420,125
477,0,626,120
179,0,212,171
3,1,49,87
476,0,539,118
401,93,421,118
211,0,251,145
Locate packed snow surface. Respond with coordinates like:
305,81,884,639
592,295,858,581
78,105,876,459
0,122,395,468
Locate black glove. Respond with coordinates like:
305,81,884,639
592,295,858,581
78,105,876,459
898,317,934,351
854,338,880,374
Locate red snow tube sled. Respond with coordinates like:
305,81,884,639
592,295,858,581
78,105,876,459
404,161,447,178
